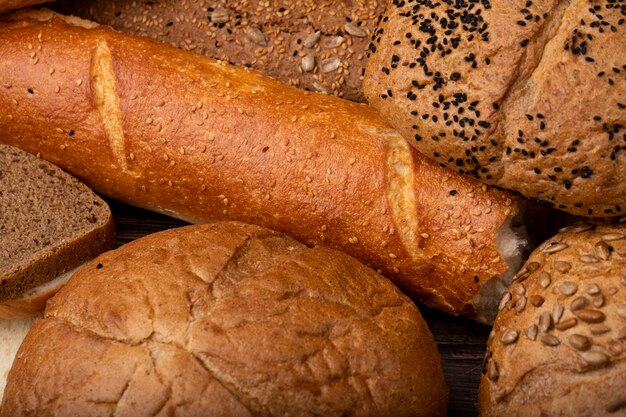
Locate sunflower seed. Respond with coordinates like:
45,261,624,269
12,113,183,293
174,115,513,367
515,296,527,313
608,286,619,295
596,241,611,260
526,262,541,272
569,334,591,351
585,283,601,295
344,22,368,37
487,359,499,381
570,296,589,311
606,396,626,413
590,324,610,335
555,317,577,331
580,254,600,263
488,330,496,342
621,276,626,286
500,329,519,345
539,272,552,288
301,54,315,72
541,334,560,346
601,233,625,242
576,309,606,323
211,8,229,24
553,304,564,323
323,36,345,49
515,268,530,282
617,306,626,320
526,324,538,340
320,57,341,73
511,284,525,296
558,281,578,296
592,294,604,308
580,351,609,367
572,223,594,233
607,340,623,356
499,292,512,311
303,30,321,48
618,327,626,340
539,311,553,333
246,27,267,46
543,242,569,254
554,261,572,273
312,81,328,93
530,295,545,307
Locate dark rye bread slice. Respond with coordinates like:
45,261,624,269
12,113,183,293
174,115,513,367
0,145,114,315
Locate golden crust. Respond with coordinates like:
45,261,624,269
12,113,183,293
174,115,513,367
479,222,626,416
364,0,626,217
0,12,520,318
1,222,448,416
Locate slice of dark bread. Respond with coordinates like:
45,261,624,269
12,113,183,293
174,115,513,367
0,145,114,315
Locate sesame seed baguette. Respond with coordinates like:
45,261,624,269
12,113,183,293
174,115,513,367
0,10,523,321
480,222,626,416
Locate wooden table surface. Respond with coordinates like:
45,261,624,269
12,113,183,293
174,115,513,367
109,198,490,417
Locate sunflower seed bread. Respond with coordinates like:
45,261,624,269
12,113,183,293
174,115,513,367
479,222,626,416
364,0,626,217
0,144,115,318
1,222,448,416
55,0,383,102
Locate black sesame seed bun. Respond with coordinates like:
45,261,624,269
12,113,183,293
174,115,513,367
364,0,625,217
479,222,626,416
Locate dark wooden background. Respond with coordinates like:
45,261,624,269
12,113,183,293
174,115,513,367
108,198,490,416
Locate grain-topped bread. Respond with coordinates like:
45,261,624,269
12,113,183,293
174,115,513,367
0,10,528,321
1,222,448,416
364,0,626,217
55,0,383,102
479,222,626,416
0,144,115,318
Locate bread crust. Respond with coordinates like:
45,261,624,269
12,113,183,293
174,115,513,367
479,222,626,416
1,222,448,416
55,0,383,102
0,12,520,318
364,0,626,217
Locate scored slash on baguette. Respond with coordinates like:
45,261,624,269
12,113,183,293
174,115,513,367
0,10,526,320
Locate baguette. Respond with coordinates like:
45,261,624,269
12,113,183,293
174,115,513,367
0,10,526,321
